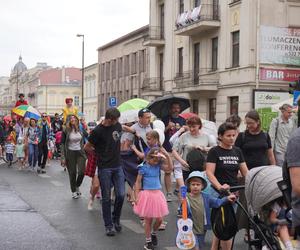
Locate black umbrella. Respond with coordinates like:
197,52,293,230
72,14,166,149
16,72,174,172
147,95,190,118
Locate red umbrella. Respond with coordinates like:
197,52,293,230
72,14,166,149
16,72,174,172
179,112,198,120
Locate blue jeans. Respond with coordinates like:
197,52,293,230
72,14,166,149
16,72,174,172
28,143,38,167
98,166,125,229
195,233,206,249
6,153,13,162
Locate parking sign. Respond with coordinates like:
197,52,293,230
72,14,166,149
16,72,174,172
293,91,300,106
109,96,117,107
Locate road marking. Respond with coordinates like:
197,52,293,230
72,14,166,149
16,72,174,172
120,219,144,234
165,247,178,250
50,180,64,187
38,174,51,178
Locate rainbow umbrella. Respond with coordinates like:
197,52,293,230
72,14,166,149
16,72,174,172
12,105,41,120
118,98,149,124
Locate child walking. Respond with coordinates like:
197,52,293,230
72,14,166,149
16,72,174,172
15,138,25,170
133,147,173,250
4,136,15,166
182,171,236,250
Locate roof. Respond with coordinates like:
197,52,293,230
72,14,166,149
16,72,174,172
39,67,81,85
97,25,149,51
12,56,27,74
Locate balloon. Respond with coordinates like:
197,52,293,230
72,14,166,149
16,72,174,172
153,119,165,132
153,128,165,145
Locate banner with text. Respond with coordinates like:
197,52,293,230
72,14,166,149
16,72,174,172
260,68,300,82
253,90,290,109
260,26,300,66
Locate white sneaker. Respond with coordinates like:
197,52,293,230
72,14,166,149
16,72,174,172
88,198,94,210
72,192,79,199
76,187,81,196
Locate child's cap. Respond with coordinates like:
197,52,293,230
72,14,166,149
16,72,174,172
17,138,23,144
185,171,207,190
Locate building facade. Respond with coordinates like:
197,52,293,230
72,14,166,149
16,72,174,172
37,67,81,115
146,0,300,124
97,26,149,117
83,63,98,122
0,77,10,116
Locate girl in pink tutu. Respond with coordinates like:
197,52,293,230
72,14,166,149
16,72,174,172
134,147,173,250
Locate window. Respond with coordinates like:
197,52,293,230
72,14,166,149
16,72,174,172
179,0,184,14
211,37,218,71
101,63,105,82
178,47,183,76
194,43,200,84
139,50,145,73
106,62,110,80
232,31,240,67
74,96,79,106
124,55,129,76
209,98,216,122
159,53,164,89
160,4,165,39
192,99,199,114
131,53,137,74
118,57,123,77
112,59,116,79
195,0,201,7
230,96,239,115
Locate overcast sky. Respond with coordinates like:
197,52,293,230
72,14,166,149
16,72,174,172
0,0,149,77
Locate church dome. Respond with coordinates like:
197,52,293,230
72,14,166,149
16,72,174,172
13,56,27,74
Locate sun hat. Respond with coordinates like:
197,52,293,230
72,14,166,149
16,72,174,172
185,171,207,190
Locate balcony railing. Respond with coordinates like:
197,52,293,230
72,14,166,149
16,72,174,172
142,77,163,91
143,26,165,47
174,70,219,90
175,4,220,36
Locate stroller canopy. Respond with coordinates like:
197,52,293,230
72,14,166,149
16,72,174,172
245,166,283,216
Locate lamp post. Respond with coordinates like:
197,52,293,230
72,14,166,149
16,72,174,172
77,34,84,113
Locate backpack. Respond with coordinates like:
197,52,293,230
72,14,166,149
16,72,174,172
55,131,62,144
211,203,238,241
186,149,206,172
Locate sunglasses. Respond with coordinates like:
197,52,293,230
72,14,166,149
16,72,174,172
42,115,47,118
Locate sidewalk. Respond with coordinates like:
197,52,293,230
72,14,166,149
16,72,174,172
0,176,72,250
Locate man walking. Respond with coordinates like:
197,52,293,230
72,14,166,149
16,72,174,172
269,104,297,167
84,108,125,236
37,113,51,173
286,127,300,249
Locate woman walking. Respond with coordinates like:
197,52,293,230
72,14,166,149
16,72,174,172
206,122,248,250
61,115,87,199
26,118,39,171
234,110,276,240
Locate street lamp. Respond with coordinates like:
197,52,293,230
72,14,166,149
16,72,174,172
77,34,84,113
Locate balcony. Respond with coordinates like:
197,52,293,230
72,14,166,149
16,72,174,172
142,77,163,91
143,26,165,47
174,70,219,91
175,4,220,36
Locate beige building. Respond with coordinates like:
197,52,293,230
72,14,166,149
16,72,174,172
146,0,300,124
97,26,149,116
0,77,10,115
37,67,81,115
84,63,98,122
37,84,81,115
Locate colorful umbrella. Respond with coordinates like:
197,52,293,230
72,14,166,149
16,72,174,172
12,105,41,120
118,98,149,124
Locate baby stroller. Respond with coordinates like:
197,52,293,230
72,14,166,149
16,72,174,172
243,166,288,250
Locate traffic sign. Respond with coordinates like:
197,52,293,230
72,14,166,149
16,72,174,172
109,96,117,107
293,91,300,106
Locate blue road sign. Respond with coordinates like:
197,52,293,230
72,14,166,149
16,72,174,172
293,91,300,106
109,96,117,107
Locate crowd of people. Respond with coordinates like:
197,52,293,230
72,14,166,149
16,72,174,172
1,96,300,250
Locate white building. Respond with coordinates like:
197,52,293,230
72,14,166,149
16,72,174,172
83,63,98,122
146,0,300,124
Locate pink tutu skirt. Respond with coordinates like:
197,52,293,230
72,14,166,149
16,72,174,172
134,190,169,218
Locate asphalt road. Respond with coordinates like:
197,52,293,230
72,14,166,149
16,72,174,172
0,159,247,250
